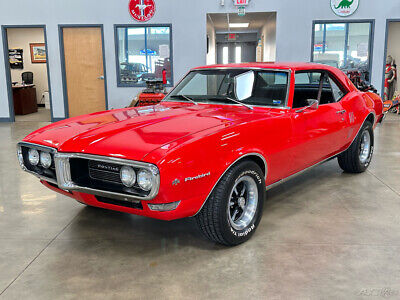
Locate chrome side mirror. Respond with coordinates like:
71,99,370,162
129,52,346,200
295,99,319,113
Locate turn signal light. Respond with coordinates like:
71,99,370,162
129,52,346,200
148,201,181,212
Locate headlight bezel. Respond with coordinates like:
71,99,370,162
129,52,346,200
55,152,160,201
17,142,58,185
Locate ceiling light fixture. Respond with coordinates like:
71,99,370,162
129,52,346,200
229,23,249,28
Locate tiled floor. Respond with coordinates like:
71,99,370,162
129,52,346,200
0,114,400,299
15,108,51,122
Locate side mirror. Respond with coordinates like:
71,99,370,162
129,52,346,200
295,99,319,113
234,71,255,101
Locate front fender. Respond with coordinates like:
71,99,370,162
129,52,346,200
144,126,269,217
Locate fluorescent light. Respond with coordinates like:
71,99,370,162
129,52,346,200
229,23,249,28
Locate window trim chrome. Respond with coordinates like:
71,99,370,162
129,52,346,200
17,142,160,201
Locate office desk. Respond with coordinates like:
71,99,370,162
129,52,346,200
13,85,37,115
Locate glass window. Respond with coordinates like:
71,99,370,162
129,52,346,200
165,69,289,107
235,46,241,63
223,47,229,64
116,25,172,86
328,77,345,102
294,71,345,107
312,21,372,83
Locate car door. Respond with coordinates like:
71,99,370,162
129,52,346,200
289,70,349,173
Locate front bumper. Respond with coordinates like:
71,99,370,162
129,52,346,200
42,181,200,221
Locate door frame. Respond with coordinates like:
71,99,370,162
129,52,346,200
382,19,400,98
58,24,109,118
1,24,55,122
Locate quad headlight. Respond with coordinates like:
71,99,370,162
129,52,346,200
40,151,52,168
120,166,136,187
28,149,40,166
137,169,153,191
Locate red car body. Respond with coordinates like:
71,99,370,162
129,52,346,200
19,63,384,221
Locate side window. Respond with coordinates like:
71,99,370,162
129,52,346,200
293,72,323,108
293,71,346,108
327,76,346,102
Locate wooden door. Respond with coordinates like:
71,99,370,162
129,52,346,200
62,27,106,118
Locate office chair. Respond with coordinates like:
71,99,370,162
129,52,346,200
22,71,33,85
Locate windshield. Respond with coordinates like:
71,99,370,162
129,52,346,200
164,69,289,107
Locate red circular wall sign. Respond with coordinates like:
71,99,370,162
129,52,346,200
129,0,156,22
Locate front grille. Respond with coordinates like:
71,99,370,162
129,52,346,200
88,161,122,184
69,158,150,198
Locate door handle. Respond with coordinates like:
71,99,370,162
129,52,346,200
336,110,346,114
97,75,105,80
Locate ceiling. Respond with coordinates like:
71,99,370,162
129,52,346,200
208,12,276,33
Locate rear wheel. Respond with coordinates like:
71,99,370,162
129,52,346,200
195,160,265,246
338,121,374,173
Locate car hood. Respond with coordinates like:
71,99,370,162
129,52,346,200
24,102,264,161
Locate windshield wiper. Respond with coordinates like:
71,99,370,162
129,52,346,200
209,96,253,110
169,95,198,105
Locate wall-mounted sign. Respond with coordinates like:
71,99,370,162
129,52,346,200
140,49,157,55
228,33,237,40
233,0,249,6
237,6,246,16
314,44,324,52
330,0,359,17
129,0,155,22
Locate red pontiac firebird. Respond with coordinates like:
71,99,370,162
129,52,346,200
18,63,384,245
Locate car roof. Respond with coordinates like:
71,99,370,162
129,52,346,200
193,62,339,72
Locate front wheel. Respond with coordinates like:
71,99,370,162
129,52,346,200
338,121,374,173
195,160,265,246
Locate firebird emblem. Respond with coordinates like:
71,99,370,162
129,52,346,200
185,172,211,182
172,179,180,186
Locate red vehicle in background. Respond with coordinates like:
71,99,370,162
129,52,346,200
18,63,384,245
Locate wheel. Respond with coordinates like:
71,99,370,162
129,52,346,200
195,160,265,246
338,121,374,173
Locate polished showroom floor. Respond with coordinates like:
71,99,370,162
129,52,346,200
1,114,400,299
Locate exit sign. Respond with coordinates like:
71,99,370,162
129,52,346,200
234,0,249,5
228,33,236,40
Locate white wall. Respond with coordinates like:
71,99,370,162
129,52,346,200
7,28,49,105
0,0,399,120
261,13,277,62
387,22,400,92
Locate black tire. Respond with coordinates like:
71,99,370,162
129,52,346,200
195,160,265,246
338,121,374,173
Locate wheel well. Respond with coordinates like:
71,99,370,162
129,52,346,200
193,153,267,217
366,113,374,125
236,154,267,178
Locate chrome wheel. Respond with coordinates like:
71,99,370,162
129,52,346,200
227,176,258,230
359,130,371,164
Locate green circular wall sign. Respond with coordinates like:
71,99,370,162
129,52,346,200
330,0,359,17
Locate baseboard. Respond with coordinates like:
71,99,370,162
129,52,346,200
51,117,66,122
0,117,12,122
